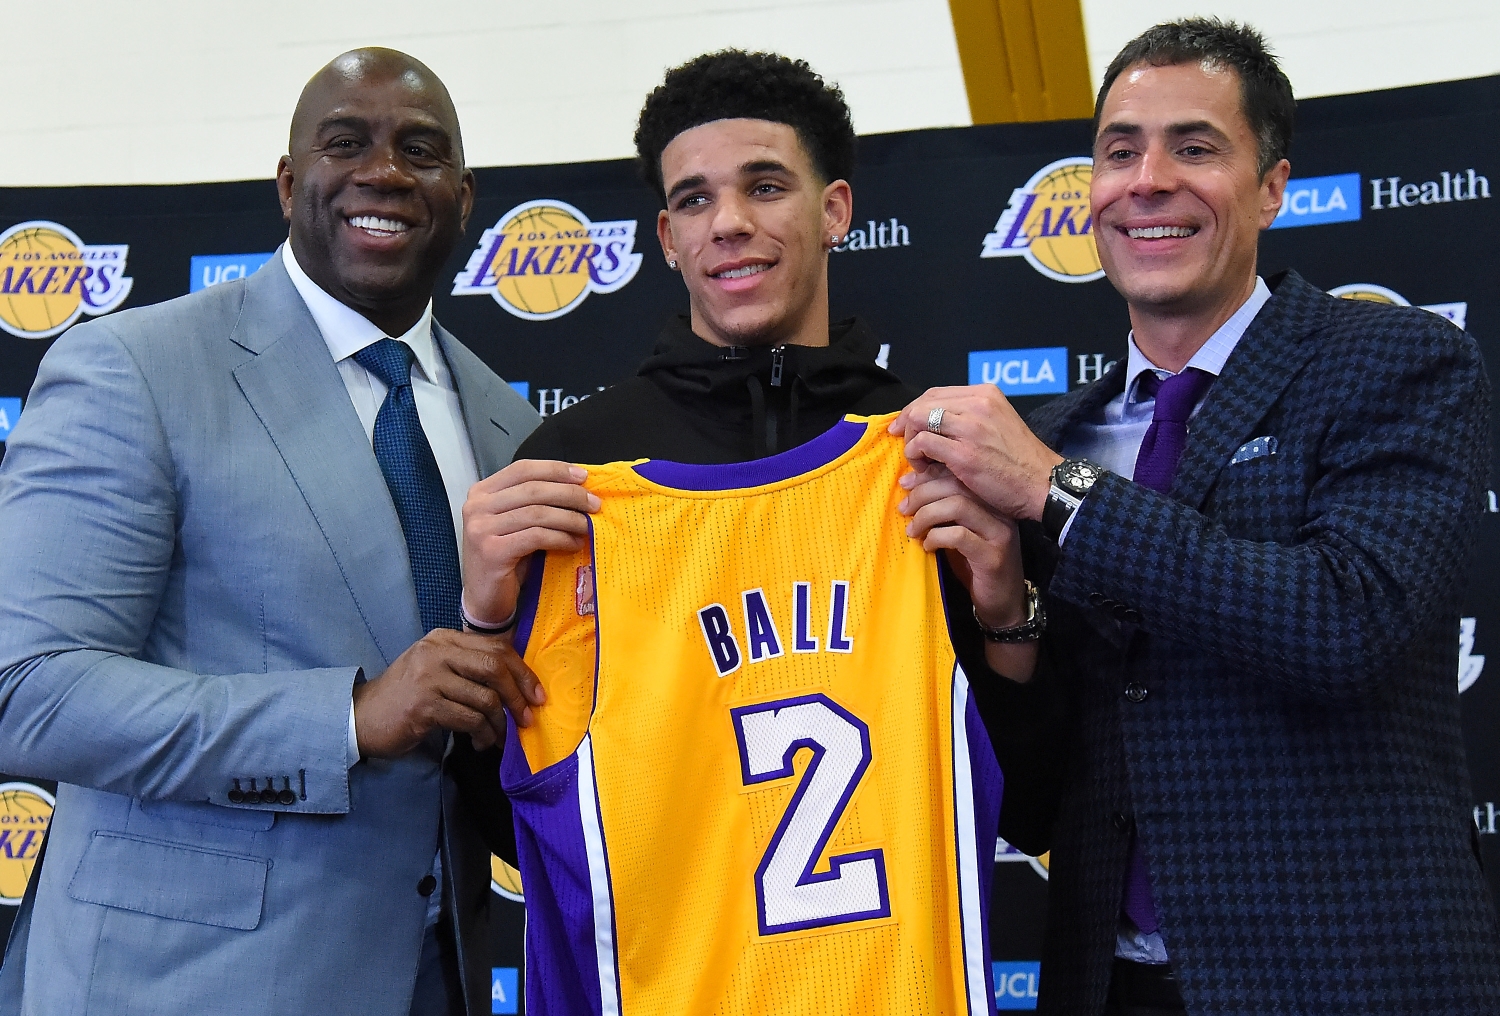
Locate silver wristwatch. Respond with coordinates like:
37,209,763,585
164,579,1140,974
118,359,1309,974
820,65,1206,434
1042,459,1103,542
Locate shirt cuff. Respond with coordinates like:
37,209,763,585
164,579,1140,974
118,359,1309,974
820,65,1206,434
347,698,361,768
1057,507,1079,545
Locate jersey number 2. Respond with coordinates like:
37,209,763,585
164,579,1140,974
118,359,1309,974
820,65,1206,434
731,693,891,935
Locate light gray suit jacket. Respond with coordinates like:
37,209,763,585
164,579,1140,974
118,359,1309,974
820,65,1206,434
0,255,538,1016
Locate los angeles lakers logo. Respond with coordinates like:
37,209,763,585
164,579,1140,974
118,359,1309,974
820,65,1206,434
981,157,1103,283
0,221,133,339
490,853,524,902
995,836,1049,880
1328,283,1468,330
0,782,53,905
452,200,642,321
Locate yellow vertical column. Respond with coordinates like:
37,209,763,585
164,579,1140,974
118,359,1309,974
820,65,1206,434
947,0,1094,124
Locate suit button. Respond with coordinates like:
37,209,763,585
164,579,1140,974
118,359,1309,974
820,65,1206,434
1111,603,1131,620
259,784,278,805
228,780,245,804
277,789,296,806
1112,811,1131,833
1121,608,1142,624
1124,682,1148,703
1088,592,1107,606
417,874,438,897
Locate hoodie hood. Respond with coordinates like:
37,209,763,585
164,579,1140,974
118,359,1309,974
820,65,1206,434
637,315,906,457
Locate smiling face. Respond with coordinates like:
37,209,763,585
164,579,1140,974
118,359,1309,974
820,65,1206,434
1091,60,1288,330
656,118,852,348
276,51,474,335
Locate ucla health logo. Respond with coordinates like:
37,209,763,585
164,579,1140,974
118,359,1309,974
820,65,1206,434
0,221,132,339
993,961,1041,1010
981,157,1102,283
453,200,642,321
970,347,1068,396
1328,282,1467,330
1271,173,1360,229
190,252,274,293
490,967,519,1014
0,782,53,905
0,397,19,443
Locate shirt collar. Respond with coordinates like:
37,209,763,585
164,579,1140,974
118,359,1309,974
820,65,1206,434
281,242,442,384
1124,276,1272,404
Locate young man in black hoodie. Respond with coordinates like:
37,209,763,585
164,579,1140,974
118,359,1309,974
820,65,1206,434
457,48,1061,872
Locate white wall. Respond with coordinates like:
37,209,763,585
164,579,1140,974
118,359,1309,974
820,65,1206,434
1081,0,1500,100
2,0,970,186
6,1,1498,188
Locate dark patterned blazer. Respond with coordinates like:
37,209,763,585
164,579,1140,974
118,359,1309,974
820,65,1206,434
1020,269,1500,1014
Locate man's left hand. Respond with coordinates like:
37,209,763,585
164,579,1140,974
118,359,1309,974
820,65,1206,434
890,385,1063,522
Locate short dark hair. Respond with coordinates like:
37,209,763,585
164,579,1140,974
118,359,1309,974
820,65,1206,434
634,50,856,206
1094,18,1294,176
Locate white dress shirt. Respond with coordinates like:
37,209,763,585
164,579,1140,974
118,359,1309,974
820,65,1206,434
282,242,477,926
1056,277,1271,962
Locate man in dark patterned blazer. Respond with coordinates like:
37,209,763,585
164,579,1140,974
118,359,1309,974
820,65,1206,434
892,18,1500,1016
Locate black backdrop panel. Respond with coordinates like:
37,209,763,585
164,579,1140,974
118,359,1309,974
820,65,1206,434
1,75,1497,1011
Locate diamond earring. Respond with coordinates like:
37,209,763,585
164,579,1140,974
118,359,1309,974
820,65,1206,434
668,259,678,270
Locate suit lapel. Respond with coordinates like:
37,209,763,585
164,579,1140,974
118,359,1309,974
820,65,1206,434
230,256,422,666
436,324,515,478
1170,271,1329,508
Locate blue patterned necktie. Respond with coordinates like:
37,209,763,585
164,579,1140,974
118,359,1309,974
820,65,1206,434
353,338,462,633
1121,366,1215,935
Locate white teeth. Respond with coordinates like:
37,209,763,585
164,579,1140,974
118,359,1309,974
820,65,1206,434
348,216,409,234
1126,225,1196,239
716,263,770,279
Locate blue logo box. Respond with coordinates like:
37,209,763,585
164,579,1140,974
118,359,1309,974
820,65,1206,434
491,967,519,1014
189,252,275,293
508,380,530,400
1270,173,1361,229
994,960,1041,1009
969,347,1068,395
0,397,21,442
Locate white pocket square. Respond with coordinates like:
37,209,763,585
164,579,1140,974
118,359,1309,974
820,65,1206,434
1231,436,1278,464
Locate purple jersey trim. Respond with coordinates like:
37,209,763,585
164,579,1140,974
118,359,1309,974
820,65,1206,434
631,417,866,491
513,549,546,656
505,751,604,1016
966,687,1004,1013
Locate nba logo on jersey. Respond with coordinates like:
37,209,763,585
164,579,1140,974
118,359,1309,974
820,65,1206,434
503,414,1003,1015
576,566,595,616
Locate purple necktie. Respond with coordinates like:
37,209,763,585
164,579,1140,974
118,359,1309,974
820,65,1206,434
1121,366,1214,935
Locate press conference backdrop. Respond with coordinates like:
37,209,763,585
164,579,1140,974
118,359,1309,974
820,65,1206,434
1,75,1496,1012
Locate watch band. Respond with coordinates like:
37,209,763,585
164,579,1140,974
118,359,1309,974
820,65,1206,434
1042,486,1082,543
973,580,1045,642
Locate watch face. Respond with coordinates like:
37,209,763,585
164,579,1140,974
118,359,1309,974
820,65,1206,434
1059,460,1100,495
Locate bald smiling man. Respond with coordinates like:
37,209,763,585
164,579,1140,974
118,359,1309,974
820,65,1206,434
0,49,538,1016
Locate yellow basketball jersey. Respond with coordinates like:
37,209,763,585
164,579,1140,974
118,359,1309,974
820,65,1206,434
502,414,1001,1016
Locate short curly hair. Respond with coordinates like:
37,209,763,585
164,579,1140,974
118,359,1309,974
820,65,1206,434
1096,19,1294,177
634,50,856,206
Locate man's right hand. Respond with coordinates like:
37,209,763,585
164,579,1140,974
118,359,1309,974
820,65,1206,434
462,459,600,626
353,628,545,758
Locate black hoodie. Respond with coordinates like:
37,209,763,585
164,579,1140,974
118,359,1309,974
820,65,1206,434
517,315,912,463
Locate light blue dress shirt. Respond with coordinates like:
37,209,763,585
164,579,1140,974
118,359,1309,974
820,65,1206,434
1057,277,1271,962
